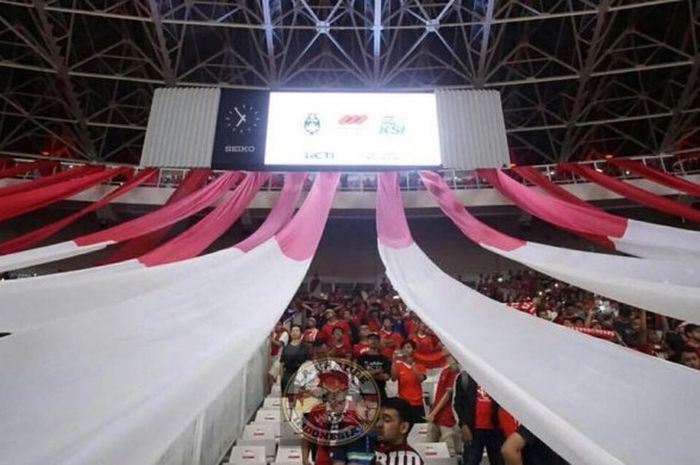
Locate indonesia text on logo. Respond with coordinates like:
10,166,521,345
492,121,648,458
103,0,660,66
282,357,380,446
338,114,368,125
304,113,321,135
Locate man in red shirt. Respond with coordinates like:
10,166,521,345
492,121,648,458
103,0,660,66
425,355,460,456
329,327,352,360
366,308,382,333
391,340,427,422
352,324,372,359
379,317,403,359
453,371,504,465
321,309,351,346
411,322,439,354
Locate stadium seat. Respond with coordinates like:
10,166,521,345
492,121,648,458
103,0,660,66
227,445,267,465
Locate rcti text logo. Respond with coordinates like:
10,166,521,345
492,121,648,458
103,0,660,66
379,116,405,135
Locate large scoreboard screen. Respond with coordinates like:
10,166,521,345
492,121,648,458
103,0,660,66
263,92,441,167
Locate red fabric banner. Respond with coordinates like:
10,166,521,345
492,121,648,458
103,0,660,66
74,171,241,247
99,169,212,264
0,157,15,169
419,171,525,251
513,166,597,208
562,163,700,223
0,167,130,222
139,172,268,266
0,165,98,198
512,166,614,247
0,168,157,254
608,158,700,197
477,168,628,238
0,160,57,180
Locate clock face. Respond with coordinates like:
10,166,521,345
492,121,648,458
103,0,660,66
224,103,261,135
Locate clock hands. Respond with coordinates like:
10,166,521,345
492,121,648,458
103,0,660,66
234,106,247,127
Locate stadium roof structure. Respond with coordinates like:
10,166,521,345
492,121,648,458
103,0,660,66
0,0,698,165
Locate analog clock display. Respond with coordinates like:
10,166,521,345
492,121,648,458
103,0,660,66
224,104,261,135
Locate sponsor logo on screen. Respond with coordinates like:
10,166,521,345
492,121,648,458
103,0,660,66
304,113,321,135
379,116,405,135
337,114,368,125
305,151,335,160
225,145,256,153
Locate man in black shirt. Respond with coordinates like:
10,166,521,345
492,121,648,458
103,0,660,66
356,333,391,400
501,425,569,465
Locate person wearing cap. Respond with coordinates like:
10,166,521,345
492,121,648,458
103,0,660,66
357,332,391,401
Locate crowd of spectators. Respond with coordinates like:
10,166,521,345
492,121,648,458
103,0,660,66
267,270,699,465
475,269,700,368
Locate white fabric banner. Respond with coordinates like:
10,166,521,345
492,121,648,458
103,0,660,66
376,172,700,465
0,173,306,333
0,173,339,465
419,171,700,323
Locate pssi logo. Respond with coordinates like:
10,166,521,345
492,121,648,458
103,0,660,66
338,114,368,125
304,113,321,135
379,116,405,135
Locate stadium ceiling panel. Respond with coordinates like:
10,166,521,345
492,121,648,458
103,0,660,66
0,0,697,165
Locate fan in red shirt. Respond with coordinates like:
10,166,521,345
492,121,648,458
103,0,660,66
352,324,372,359
329,327,352,360
453,372,505,465
425,355,460,456
402,313,419,339
379,317,403,359
321,309,351,346
391,340,427,422
303,317,319,345
411,322,439,353
366,308,382,333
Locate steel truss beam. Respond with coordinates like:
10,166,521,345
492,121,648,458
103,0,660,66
0,0,696,163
